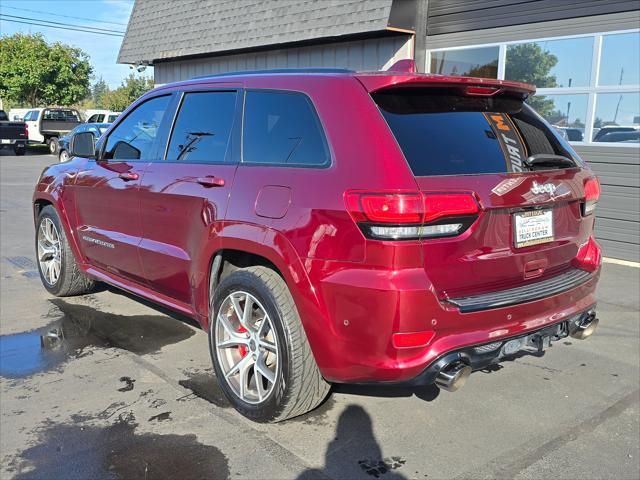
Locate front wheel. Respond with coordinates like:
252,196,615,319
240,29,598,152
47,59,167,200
209,266,329,422
59,150,70,162
36,205,94,296
47,137,59,155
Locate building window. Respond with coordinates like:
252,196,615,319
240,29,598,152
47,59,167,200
430,46,499,78
427,29,640,146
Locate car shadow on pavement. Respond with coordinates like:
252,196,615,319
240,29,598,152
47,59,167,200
296,404,409,480
333,382,440,403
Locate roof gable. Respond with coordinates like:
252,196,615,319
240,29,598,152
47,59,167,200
118,0,409,65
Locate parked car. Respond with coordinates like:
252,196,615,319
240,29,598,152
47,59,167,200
85,110,121,124
32,65,602,422
58,123,110,162
23,107,82,154
0,110,28,156
593,125,639,142
555,126,584,142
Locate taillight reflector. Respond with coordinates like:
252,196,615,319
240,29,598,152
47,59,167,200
392,331,435,349
573,236,602,272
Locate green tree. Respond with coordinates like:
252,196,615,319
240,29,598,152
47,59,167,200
102,73,154,111
92,77,109,108
0,33,92,107
505,43,558,117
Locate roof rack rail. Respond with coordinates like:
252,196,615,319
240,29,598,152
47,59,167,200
191,68,354,80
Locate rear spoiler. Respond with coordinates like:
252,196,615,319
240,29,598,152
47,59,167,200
355,62,535,97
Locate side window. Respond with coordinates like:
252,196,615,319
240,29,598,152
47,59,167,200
32,110,40,121
103,95,171,161
166,91,237,163
88,114,98,123
243,91,330,166
23,111,31,121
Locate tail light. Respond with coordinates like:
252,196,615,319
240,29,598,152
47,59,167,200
345,190,480,240
23,124,28,138
583,177,600,216
573,236,602,272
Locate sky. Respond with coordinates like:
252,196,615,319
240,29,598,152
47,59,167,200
0,0,151,88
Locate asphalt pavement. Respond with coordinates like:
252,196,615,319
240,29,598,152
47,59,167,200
1,149,639,480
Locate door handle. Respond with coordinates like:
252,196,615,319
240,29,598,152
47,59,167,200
196,176,225,187
118,172,139,181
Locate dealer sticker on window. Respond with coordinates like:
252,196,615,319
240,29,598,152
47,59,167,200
514,209,554,248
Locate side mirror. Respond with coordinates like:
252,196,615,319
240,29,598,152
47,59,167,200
70,131,96,158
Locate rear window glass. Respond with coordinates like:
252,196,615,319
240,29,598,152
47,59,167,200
242,91,330,166
374,88,578,176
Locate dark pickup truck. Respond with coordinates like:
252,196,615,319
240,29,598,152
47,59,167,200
0,110,27,156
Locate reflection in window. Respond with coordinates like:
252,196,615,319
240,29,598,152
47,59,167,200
528,94,588,141
104,95,170,160
167,92,237,163
592,93,640,142
430,47,499,78
599,33,640,86
505,37,593,87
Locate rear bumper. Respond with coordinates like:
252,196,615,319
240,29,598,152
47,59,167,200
0,139,26,147
304,261,600,383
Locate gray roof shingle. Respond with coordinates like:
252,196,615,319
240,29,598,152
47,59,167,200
118,0,397,64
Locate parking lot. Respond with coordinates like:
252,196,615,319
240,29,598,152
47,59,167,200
1,150,639,479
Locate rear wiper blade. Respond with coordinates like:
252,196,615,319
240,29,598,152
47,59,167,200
524,154,576,169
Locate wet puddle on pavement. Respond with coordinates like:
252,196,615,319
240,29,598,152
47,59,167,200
0,299,197,379
10,414,229,480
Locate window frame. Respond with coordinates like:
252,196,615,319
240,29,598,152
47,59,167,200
240,88,333,169
98,93,174,163
161,89,242,165
426,28,640,148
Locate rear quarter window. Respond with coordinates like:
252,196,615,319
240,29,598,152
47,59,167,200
242,91,330,167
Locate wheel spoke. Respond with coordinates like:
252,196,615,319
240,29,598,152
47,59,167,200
230,295,244,325
225,354,251,379
255,368,266,402
216,337,249,349
255,353,275,385
259,339,277,353
217,312,244,339
241,294,254,329
39,245,56,261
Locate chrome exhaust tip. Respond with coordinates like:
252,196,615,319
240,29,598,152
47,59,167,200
435,361,472,392
570,311,599,340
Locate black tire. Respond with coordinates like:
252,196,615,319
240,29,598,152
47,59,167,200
209,266,329,422
14,144,26,156
35,205,94,297
47,137,59,155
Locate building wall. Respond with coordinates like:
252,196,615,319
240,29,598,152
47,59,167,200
425,11,640,262
154,35,412,85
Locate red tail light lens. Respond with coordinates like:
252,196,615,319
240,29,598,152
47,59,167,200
583,177,600,215
423,193,479,223
345,192,423,224
392,330,435,349
573,236,602,272
345,191,480,240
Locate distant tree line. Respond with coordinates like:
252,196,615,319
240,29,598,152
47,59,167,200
0,33,153,113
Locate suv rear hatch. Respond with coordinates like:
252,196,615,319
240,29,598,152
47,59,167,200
364,77,599,301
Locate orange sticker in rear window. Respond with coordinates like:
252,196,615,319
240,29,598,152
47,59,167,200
484,113,528,173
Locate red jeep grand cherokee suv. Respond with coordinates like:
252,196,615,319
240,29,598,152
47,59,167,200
33,65,601,422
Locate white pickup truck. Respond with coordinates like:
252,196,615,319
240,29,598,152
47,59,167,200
22,107,82,154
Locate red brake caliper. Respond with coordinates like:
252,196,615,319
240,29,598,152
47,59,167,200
237,326,248,357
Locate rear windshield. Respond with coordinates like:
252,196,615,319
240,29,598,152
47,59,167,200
374,88,579,176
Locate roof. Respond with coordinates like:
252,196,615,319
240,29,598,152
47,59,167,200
118,0,415,65
150,66,535,96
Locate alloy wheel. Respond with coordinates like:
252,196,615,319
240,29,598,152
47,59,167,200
37,218,61,285
215,291,279,404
